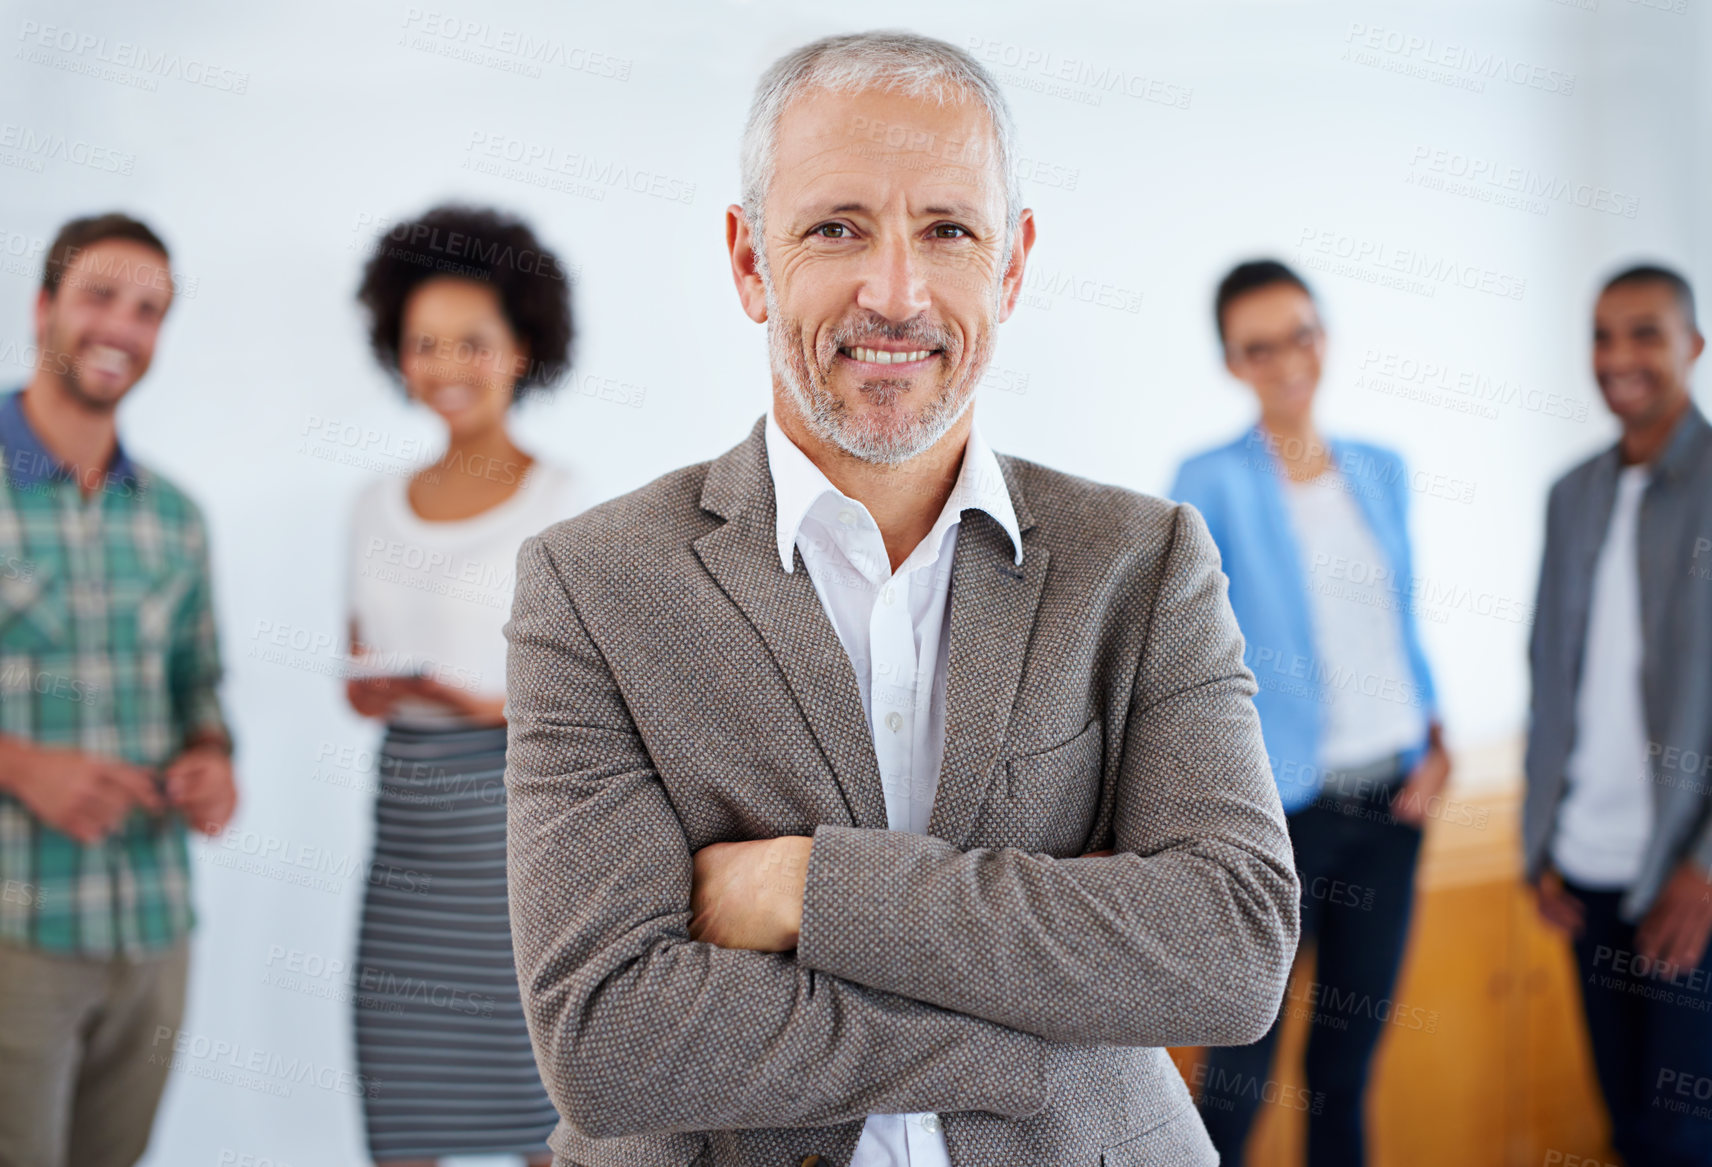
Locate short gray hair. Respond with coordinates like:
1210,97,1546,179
739,31,1022,250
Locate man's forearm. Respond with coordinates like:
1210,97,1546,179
0,734,38,795
796,818,1296,1049
179,727,231,755
519,930,1051,1138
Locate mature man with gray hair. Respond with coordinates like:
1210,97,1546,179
503,30,1298,1166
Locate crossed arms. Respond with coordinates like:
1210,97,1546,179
502,506,1299,1140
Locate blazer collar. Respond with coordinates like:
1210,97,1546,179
692,414,1048,843
1648,400,1710,482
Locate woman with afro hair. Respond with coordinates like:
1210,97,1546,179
342,204,580,1167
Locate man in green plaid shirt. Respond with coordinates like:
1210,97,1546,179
0,214,237,1167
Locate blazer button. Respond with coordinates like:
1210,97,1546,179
800,1157,822,1167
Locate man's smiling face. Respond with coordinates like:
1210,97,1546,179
739,85,1029,465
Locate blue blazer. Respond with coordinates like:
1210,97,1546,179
1169,427,1438,813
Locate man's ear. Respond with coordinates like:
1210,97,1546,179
996,208,1036,324
726,205,768,324
32,287,52,348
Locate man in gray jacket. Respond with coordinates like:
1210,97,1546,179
503,31,1298,1166
1526,263,1712,1165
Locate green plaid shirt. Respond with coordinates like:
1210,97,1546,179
0,389,229,957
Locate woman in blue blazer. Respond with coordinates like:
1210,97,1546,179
1172,261,1450,1167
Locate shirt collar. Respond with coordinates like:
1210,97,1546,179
1648,400,1711,482
0,388,140,492
763,408,1022,574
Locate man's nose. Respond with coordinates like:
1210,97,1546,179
1596,339,1638,370
854,234,932,322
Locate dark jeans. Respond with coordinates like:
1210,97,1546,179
1564,879,1712,1166
1196,766,1423,1166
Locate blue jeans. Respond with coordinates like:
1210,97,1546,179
1564,879,1712,1166
1196,765,1423,1166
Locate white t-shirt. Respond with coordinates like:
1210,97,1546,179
1281,471,1429,771
345,460,582,727
1552,464,1654,889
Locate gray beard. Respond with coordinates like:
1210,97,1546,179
764,289,985,467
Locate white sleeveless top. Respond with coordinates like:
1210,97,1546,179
345,460,582,727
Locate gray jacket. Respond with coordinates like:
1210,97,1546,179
503,416,1299,1166
1524,404,1712,920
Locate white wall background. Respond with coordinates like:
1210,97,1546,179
2,0,1706,1163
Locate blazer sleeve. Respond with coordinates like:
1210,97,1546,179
794,503,1301,1048
503,535,1050,1140
1522,477,1568,883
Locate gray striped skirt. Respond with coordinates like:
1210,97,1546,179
353,721,557,1160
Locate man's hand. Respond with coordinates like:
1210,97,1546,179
1,741,161,844
163,743,238,836
1533,866,1585,936
1390,743,1451,827
1636,861,1712,974
690,835,813,952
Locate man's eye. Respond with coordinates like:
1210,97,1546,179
931,224,969,239
812,223,849,239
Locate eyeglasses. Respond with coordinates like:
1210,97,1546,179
1229,324,1323,368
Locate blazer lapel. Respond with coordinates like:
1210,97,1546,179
929,459,1049,847
692,419,889,830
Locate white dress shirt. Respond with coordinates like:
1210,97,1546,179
1552,464,1655,888
763,409,1021,1166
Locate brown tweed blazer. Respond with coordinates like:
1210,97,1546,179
504,416,1300,1167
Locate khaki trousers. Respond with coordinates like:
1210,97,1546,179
0,940,190,1167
